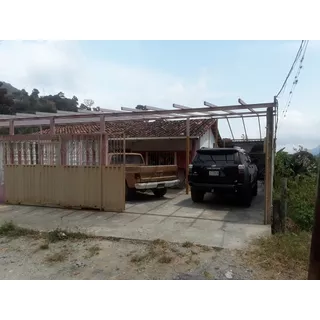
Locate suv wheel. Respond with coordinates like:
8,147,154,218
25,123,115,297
239,186,252,207
252,181,258,197
191,188,205,203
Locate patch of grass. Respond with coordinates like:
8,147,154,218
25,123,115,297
131,239,171,264
200,245,211,252
0,221,40,238
47,229,90,243
45,251,68,263
152,239,169,247
182,241,193,248
87,245,101,258
158,255,173,264
203,271,214,280
244,232,311,280
39,243,49,250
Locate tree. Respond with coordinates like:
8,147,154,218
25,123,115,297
31,88,40,98
0,82,14,114
83,99,94,110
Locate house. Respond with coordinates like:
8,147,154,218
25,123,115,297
38,118,222,186
0,119,222,192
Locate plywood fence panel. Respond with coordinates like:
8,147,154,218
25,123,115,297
4,165,125,212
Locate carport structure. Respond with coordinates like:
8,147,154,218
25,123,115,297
0,98,277,224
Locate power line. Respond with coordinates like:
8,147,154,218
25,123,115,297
274,41,305,139
275,40,305,98
282,40,309,120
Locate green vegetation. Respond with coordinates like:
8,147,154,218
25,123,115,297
274,146,318,231
245,232,310,280
0,81,98,134
245,146,318,279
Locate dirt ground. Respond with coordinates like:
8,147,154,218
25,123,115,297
0,229,256,280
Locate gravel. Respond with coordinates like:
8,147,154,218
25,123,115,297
0,235,255,280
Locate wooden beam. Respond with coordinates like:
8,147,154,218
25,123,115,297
50,117,55,134
9,120,14,135
226,118,234,140
241,116,248,140
308,167,320,279
264,106,274,224
186,118,190,195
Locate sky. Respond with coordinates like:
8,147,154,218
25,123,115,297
0,40,319,151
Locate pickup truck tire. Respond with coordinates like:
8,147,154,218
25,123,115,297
252,181,258,197
153,188,167,198
125,184,136,201
191,188,205,203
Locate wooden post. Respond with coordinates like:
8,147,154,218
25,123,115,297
308,167,320,280
9,120,14,135
186,118,190,195
280,178,288,233
264,106,274,225
99,115,106,211
215,119,219,147
50,117,55,134
272,199,281,234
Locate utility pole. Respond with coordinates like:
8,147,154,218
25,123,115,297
308,166,320,279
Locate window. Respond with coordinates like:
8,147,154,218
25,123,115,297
110,154,144,165
194,152,237,165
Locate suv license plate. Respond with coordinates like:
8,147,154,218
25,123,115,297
209,170,219,176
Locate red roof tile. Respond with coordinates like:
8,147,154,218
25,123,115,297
40,119,220,139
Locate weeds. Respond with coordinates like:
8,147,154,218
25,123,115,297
203,271,214,280
87,245,101,258
39,243,49,250
0,221,40,238
158,255,173,264
182,241,193,248
45,251,68,263
47,229,89,243
244,232,311,280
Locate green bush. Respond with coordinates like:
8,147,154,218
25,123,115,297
274,149,318,231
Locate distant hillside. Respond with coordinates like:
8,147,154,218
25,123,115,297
310,146,320,156
0,81,20,94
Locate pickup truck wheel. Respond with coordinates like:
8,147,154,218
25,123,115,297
191,188,205,203
125,184,136,201
252,181,258,197
153,188,167,198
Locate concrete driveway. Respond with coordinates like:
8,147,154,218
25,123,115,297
0,183,270,249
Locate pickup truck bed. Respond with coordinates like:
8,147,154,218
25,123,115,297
109,153,179,199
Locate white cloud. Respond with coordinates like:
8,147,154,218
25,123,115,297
0,40,319,149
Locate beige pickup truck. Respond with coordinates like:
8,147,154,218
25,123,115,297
109,153,180,199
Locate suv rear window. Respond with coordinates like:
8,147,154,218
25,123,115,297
193,151,240,165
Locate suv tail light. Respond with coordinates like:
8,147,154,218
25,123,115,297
238,164,245,174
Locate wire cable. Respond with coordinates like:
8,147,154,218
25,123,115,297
275,40,305,98
282,40,309,119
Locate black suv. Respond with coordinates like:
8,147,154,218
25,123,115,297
188,147,258,207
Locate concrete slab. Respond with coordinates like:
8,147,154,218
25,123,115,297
0,185,271,249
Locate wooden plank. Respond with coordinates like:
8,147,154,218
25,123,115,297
264,106,274,224
308,167,320,279
186,118,190,195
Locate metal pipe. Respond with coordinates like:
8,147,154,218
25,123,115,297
241,116,248,140
226,118,234,140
